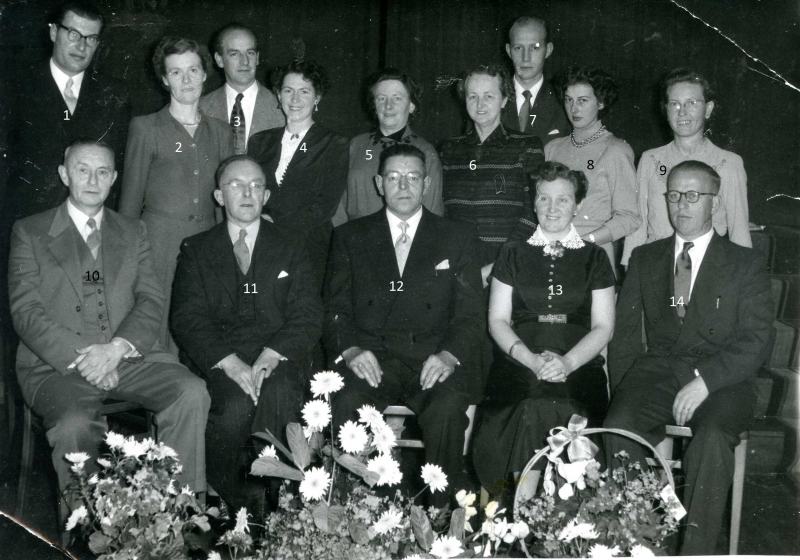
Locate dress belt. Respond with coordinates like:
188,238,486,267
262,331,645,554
143,205,212,222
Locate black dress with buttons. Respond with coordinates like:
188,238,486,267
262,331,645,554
472,239,615,490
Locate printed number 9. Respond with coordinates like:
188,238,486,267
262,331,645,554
660,165,667,175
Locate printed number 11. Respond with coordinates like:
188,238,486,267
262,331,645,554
244,283,257,293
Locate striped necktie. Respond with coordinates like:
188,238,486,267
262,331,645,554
231,93,247,154
395,221,411,276
518,90,532,131
234,228,250,274
674,241,694,320
86,217,101,260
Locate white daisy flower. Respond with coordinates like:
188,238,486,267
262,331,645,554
65,506,87,531
87,474,99,485
371,423,397,455
430,535,464,559
97,458,112,469
421,463,448,493
372,508,403,535
630,544,655,557
181,485,193,496
207,552,223,560
357,404,385,429
105,431,125,450
299,466,331,501
589,543,622,557
310,370,345,400
338,420,369,454
258,445,278,459
366,454,403,486
65,452,90,464
302,399,331,431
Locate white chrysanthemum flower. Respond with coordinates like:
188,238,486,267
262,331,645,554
372,508,403,535
302,399,331,431
430,535,464,559
105,431,125,450
310,370,344,400
558,519,598,542
366,454,403,486
258,445,277,459
65,506,87,531
207,552,223,560
299,467,331,501
87,474,99,485
630,544,655,557
181,485,193,496
403,555,423,560
338,420,369,454
97,458,112,469
303,425,315,439
357,404,385,429
421,463,448,493
234,507,250,534
65,452,90,464
589,544,622,557
484,501,499,519
371,423,397,455
122,437,148,458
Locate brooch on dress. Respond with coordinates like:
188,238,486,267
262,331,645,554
527,225,584,258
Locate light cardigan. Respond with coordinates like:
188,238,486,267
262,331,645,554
621,139,751,265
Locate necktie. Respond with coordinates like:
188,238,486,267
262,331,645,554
85,217,101,260
234,229,250,274
395,221,411,276
674,241,694,320
518,90,532,132
64,77,78,115
231,93,247,155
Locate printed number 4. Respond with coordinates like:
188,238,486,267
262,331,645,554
548,285,563,296
300,143,307,153
670,296,684,307
244,283,258,293
390,281,403,292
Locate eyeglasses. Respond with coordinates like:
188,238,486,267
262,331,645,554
666,99,705,112
55,24,100,47
664,191,715,204
383,172,423,185
223,180,266,191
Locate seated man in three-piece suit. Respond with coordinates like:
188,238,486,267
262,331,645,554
603,160,773,555
171,155,322,515
8,140,210,502
324,143,486,502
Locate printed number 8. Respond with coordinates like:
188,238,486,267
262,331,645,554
587,160,594,170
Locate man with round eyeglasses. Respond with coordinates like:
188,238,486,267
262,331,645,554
604,160,772,554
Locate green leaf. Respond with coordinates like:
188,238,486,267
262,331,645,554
312,504,344,533
192,515,211,532
332,449,380,487
349,521,370,544
250,456,305,481
253,428,294,461
410,505,435,551
205,506,220,518
448,507,466,539
88,531,111,554
286,423,311,470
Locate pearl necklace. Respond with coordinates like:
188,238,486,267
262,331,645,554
571,125,607,148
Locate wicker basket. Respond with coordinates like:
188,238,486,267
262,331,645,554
512,427,676,558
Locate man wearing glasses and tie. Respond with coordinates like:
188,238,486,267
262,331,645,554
602,160,773,555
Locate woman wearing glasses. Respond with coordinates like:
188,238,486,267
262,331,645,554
622,68,751,265
119,36,233,352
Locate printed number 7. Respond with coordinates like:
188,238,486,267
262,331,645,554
530,115,537,126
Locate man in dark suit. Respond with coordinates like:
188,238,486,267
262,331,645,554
603,160,773,555
9,140,210,500
501,16,569,143
325,144,486,500
200,23,285,155
171,155,322,514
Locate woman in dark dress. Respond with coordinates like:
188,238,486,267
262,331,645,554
247,60,349,288
472,161,616,501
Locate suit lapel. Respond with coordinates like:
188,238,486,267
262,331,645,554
100,211,127,295
284,123,322,176
47,204,83,302
402,210,435,280
36,64,70,137
680,234,730,335
646,237,682,329
251,219,280,286
250,84,270,138
208,225,239,306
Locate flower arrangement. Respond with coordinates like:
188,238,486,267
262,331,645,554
514,415,683,558
64,432,215,559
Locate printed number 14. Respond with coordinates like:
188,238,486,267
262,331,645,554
670,297,684,307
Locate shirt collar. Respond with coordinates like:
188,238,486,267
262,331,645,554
225,81,259,106
675,227,714,260
66,198,103,232
514,74,543,101
227,219,261,246
467,122,508,145
528,224,585,249
382,125,407,142
50,58,84,97
386,206,423,243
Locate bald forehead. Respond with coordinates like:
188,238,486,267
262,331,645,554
668,169,719,193
221,159,265,182
510,19,547,41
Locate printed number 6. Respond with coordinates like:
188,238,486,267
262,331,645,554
469,160,476,170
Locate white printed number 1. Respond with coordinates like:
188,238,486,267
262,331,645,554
244,283,257,293
670,297,684,307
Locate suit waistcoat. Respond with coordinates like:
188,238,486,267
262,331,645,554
227,247,261,362
78,234,112,345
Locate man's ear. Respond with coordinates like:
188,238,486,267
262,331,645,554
213,189,224,206
111,170,119,186
58,165,69,186
214,52,224,69
710,193,721,214
375,176,385,197
545,42,554,59
49,23,58,44
423,175,431,195
262,189,271,206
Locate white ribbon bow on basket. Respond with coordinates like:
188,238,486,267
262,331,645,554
546,414,599,462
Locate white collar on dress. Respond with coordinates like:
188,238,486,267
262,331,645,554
527,224,585,251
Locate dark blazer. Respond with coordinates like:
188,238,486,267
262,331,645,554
324,208,486,395
9,202,175,403
501,78,569,144
199,81,285,139
247,123,349,278
609,233,773,393
3,62,131,223
170,218,323,375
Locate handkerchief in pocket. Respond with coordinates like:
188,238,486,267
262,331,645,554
435,259,450,270
278,270,289,278
548,129,560,135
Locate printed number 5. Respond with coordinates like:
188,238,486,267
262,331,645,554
366,149,372,160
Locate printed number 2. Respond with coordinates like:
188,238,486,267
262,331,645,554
548,285,563,295
175,142,182,153
390,281,403,291
244,283,258,293
670,296,684,307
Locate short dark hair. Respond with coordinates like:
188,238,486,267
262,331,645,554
557,66,618,116
211,23,258,57
667,160,721,194
362,68,422,124
215,155,265,187
63,138,115,166
52,1,104,30
378,144,426,176
457,65,513,101
152,36,213,86
508,16,550,45
661,68,717,110
531,161,589,204
271,59,330,98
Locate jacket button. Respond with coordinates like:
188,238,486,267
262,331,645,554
98,301,103,307
709,328,715,335
426,303,431,309
97,289,102,294
653,318,658,323
98,314,104,320
367,300,373,306
696,350,702,354
101,326,106,331
76,306,81,312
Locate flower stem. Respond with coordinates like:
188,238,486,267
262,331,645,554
327,461,338,505
413,484,431,502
